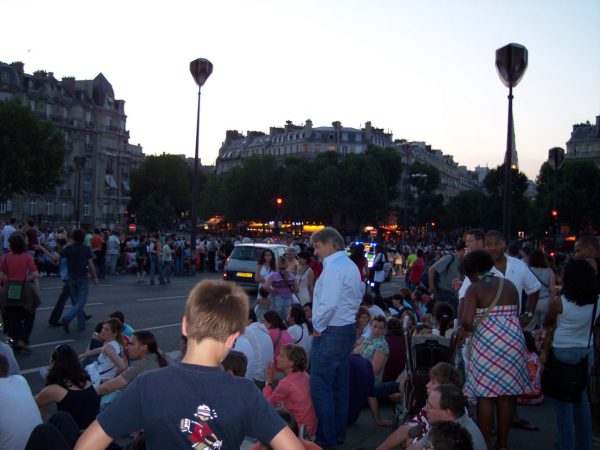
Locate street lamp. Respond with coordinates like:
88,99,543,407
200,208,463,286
410,173,427,237
73,156,86,229
189,58,213,253
495,43,528,242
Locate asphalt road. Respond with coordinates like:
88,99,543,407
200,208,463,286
10,272,595,449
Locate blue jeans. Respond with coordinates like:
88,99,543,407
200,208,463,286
310,323,356,447
149,256,159,284
162,261,171,282
553,346,593,450
269,296,292,320
108,253,119,275
174,255,183,275
48,281,72,325
62,278,89,330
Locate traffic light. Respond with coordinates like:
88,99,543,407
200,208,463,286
550,209,558,218
431,221,436,228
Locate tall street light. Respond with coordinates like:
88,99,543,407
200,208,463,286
495,43,528,242
189,58,213,253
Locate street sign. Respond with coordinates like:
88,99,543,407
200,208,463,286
370,229,377,236
128,223,137,233
548,147,565,170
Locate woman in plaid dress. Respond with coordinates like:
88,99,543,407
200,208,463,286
460,250,530,450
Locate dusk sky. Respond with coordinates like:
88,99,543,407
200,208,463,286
3,0,599,180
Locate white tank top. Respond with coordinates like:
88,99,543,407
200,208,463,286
553,295,599,348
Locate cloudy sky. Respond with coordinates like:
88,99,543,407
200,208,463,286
3,0,599,180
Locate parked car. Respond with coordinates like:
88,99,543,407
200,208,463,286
223,243,288,291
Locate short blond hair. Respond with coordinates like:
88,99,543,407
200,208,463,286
185,280,249,343
310,226,344,251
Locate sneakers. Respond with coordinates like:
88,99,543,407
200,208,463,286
61,319,70,334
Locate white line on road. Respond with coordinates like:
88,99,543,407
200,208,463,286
143,323,181,331
135,296,186,302
29,339,75,349
37,302,104,311
41,284,114,290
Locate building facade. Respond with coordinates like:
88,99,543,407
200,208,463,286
565,115,600,168
215,119,394,174
0,61,144,230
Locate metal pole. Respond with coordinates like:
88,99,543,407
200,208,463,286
502,85,513,243
552,167,558,252
75,169,81,229
190,87,202,253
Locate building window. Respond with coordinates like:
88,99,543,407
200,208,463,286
83,180,91,193
83,203,90,217
342,133,349,142
86,111,92,125
85,134,91,145
0,200,12,213
355,133,362,142
46,104,53,119
62,107,68,119
342,145,348,155
29,100,36,112
30,200,37,216
61,202,69,218
46,201,54,216
315,132,321,139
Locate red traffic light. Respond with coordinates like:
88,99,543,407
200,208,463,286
431,221,436,227
551,210,558,217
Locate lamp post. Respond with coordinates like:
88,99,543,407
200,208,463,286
73,156,86,229
189,58,213,254
548,147,565,253
495,43,528,243
410,173,427,238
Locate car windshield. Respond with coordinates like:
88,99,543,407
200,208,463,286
229,247,265,261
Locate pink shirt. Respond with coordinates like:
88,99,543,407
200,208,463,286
263,371,318,437
267,328,293,372
0,253,37,281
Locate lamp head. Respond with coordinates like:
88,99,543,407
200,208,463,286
190,58,213,87
495,43,528,88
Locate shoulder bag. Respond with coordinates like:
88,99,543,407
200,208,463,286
541,297,597,403
281,271,300,304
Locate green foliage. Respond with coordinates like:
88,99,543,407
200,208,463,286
129,154,191,230
445,189,490,229
366,145,403,200
0,98,66,201
482,164,532,234
198,151,400,230
534,160,600,235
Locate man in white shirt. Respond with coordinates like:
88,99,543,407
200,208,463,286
1,218,17,254
107,231,121,275
244,310,275,388
310,227,362,449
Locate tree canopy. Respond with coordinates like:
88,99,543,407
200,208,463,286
0,99,66,201
129,153,191,230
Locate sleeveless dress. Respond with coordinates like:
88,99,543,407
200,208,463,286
296,266,312,306
464,287,530,397
255,265,272,321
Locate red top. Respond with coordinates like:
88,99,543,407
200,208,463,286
262,371,318,437
354,257,368,282
0,252,37,281
309,259,322,280
409,257,425,284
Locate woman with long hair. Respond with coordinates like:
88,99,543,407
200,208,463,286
295,251,314,305
349,244,369,296
263,255,298,320
35,344,100,429
286,303,313,357
543,259,599,450
80,318,128,386
255,249,276,291
0,231,40,353
262,310,294,377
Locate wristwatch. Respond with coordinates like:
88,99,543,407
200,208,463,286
524,312,533,319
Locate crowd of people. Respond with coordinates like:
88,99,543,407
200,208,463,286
1,221,599,450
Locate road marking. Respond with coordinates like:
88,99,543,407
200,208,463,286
41,284,114,290
135,296,187,302
143,323,181,331
37,302,103,311
29,339,75,349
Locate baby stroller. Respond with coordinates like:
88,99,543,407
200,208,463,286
393,318,459,428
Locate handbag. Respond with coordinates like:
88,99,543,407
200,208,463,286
542,298,597,403
373,254,385,272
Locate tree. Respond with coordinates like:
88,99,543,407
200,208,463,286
365,145,402,202
535,160,600,235
0,99,66,201
446,189,490,230
129,154,191,230
408,162,443,227
483,164,532,234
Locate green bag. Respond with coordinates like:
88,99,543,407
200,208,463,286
6,281,24,301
